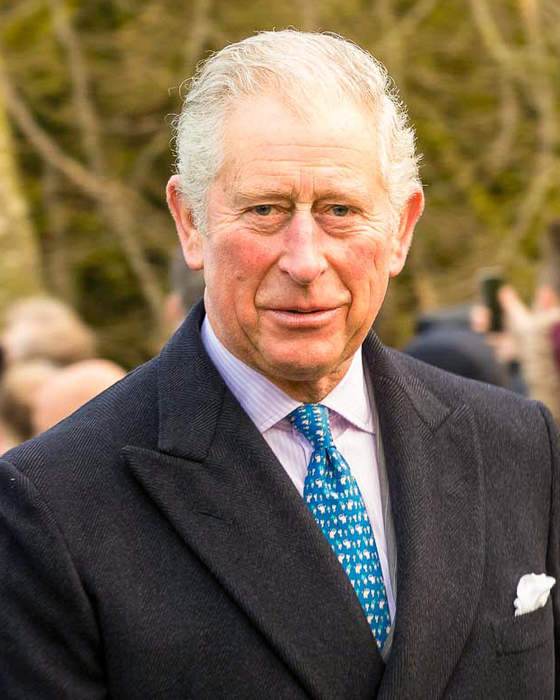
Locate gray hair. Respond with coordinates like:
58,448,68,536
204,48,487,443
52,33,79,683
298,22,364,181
173,30,421,231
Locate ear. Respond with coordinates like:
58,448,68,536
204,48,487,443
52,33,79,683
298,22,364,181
389,189,424,278
166,175,204,270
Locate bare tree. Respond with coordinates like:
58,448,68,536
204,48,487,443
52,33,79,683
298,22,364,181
0,52,42,317
469,0,559,261
47,0,165,330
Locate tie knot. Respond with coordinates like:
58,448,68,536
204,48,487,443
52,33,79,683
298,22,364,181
290,404,334,450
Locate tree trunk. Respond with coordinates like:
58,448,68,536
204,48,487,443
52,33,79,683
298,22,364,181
0,85,42,320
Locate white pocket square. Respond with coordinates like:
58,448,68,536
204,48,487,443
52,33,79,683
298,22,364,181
514,573,555,617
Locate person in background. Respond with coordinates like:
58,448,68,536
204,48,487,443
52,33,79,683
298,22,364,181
0,361,59,446
31,359,127,435
498,283,560,423
1,296,96,367
0,298,123,449
1,31,559,699
0,349,15,455
403,325,511,388
482,220,560,424
0,419,18,456
0,349,20,456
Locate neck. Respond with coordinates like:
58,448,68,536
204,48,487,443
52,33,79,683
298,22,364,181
264,360,353,403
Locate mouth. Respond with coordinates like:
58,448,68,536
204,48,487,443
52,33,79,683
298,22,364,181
284,307,328,313
265,306,342,328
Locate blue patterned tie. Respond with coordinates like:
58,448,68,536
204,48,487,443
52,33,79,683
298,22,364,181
290,403,391,650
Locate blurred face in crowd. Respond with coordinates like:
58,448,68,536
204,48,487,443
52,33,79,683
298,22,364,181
168,94,423,401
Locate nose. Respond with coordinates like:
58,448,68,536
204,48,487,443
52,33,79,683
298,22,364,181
278,212,327,285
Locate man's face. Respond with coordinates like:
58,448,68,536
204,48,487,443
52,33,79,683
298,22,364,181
168,95,422,400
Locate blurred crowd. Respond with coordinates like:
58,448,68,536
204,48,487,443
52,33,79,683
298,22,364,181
0,248,205,456
0,298,126,453
403,219,560,425
2,223,560,456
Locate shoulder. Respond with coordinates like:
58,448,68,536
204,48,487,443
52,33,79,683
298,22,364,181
376,345,556,455
386,345,538,414
377,345,559,519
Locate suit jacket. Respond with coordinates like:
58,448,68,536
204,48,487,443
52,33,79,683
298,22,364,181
1,303,559,699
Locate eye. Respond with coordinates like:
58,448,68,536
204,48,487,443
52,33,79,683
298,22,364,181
330,205,350,217
253,204,273,216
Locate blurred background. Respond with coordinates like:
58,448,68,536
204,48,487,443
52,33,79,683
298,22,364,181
1,0,559,449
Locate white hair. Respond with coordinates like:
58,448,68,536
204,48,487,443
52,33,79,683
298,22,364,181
172,30,421,231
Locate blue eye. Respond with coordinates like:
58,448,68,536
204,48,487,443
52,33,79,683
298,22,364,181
253,205,273,216
331,205,349,217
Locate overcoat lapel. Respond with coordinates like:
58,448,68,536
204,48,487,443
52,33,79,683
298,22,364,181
125,306,384,700
363,334,486,699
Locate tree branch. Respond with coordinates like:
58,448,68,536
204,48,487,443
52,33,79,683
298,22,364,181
130,128,169,190
0,55,43,313
184,0,213,72
47,0,166,323
41,161,74,301
469,0,519,74
378,0,441,50
485,79,519,174
0,0,44,29
501,0,558,257
48,0,106,174
0,56,106,198
0,56,166,322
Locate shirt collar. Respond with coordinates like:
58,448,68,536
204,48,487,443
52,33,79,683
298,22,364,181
321,349,374,434
201,316,375,435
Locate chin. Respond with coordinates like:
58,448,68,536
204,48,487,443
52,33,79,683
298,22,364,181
259,349,344,383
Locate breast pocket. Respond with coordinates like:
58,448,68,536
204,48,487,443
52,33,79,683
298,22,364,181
492,598,553,656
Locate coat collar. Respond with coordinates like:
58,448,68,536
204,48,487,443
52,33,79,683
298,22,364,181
126,304,485,699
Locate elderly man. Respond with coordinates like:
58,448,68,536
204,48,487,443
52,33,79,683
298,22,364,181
1,31,558,699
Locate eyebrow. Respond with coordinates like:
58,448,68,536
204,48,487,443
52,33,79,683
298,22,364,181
233,185,372,207
313,187,371,203
233,189,291,205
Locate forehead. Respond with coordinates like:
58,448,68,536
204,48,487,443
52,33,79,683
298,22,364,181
217,94,384,197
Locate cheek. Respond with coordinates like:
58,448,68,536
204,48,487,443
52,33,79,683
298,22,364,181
206,233,275,297
342,236,389,283
340,238,392,314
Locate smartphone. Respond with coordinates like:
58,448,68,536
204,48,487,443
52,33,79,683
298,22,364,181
479,268,504,332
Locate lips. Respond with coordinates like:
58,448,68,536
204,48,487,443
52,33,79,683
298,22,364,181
264,306,342,328
281,307,331,313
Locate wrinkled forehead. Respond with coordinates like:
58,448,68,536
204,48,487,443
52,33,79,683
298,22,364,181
216,91,383,188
